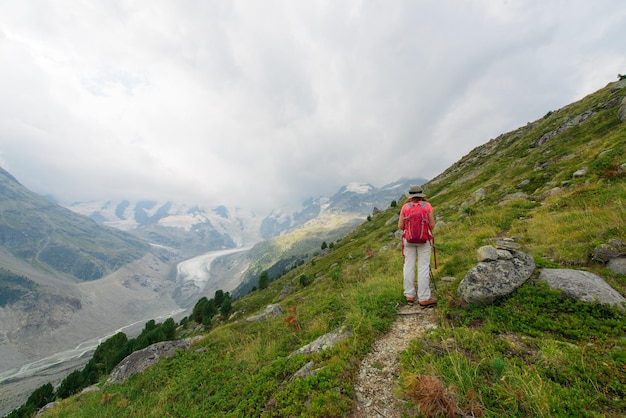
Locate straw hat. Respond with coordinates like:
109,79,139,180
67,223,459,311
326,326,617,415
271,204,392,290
405,185,426,199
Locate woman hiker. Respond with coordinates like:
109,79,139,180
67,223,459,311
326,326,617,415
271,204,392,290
398,185,437,308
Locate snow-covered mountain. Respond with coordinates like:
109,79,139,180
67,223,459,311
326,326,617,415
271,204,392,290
66,200,264,257
259,178,426,239
66,178,427,256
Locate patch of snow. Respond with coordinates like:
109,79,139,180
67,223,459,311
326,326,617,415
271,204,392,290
157,213,208,231
345,182,373,194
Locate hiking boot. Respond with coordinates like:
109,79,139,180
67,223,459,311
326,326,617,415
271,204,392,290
406,298,415,306
419,299,437,308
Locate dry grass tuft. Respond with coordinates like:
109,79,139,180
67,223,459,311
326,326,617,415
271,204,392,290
405,374,459,417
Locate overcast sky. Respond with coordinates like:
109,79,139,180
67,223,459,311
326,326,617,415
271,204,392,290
1,1,624,214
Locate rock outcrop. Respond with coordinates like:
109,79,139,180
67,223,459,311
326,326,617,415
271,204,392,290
457,244,535,304
593,239,626,275
106,337,201,385
538,269,626,311
618,95,626,122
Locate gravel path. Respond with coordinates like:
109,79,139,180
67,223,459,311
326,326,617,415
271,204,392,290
350,305,438,417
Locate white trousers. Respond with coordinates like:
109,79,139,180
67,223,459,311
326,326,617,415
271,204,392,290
403,239,432,302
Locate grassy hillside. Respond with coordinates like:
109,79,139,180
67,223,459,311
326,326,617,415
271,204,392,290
41,80,625,417
233,212,364,298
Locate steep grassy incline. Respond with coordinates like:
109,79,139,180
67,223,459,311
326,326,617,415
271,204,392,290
0,168,149,282
43,80,625,417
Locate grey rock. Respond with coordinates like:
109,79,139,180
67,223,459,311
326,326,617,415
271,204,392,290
538,268,626,310
500,192,529,204
572,167,588,178
593,239,626,262
540,187,563,199
608,257,626,275
493,238,521,251
457,250,535,304
477,246,498,262
385,214,399,226
610,79,626,92
618,96,626,122
278,283,293,301
289,361,318,381
496,250,513,260
106,338,197,385
247,304,283,322
289,325,352,358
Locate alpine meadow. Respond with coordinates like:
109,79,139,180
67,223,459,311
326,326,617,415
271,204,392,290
16,78,626,417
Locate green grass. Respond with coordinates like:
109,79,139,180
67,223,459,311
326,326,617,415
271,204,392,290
41,80,626,417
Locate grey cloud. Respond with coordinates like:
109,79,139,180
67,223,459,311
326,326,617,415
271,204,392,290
0,0,625,214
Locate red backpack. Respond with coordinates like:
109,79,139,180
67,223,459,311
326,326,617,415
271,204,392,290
404,201,432,244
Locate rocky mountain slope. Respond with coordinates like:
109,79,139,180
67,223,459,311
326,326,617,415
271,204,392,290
0,170,185,414
0,167,149,281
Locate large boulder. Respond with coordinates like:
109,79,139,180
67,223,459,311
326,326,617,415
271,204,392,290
106,337,200,385
457,247,535,304
538,269,626,311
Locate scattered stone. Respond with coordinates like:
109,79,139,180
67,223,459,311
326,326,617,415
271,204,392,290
36,402,58,417
618,96,626,122
289,325,352,358
608,257,626,275
599,96,622,109
289,361,318,381
278,283,293,301
593,239,626,263
80,385,100,394
532,110,595,148
473,187,487,200
538,269,626,311
496,250,513,260
246,304,283,322
539,187,563,199
457,250,535,304
572,167,588,178
477,245,498,262
609,79,626,92
485,237,522,251
386,214,400,226
500,192,529,205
